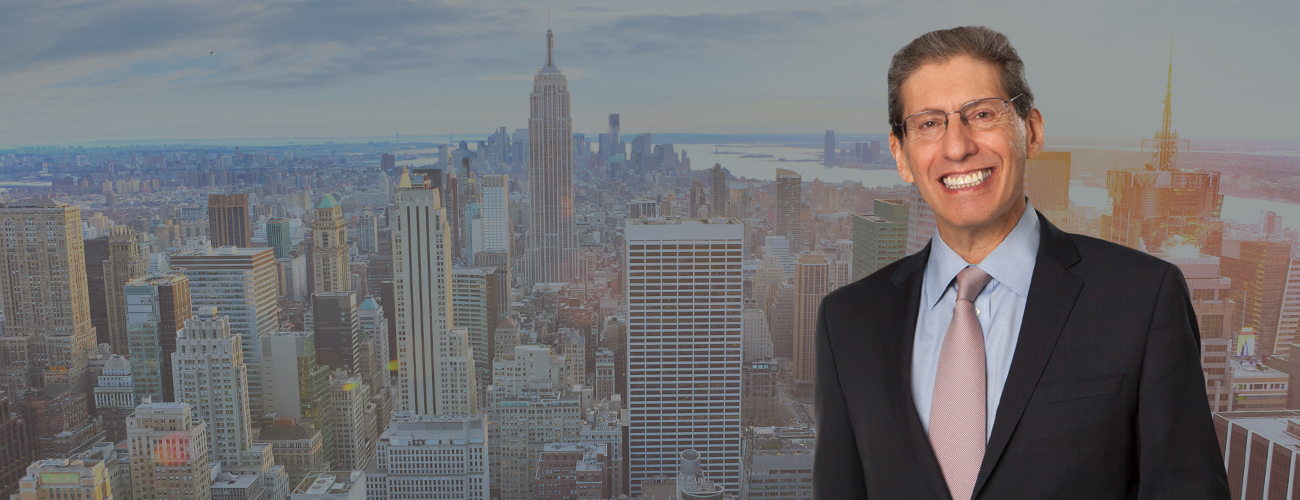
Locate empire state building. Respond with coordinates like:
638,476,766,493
524,30,578,284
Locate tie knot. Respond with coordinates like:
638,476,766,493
954,266,993,302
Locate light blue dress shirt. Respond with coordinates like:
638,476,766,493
911,200,1040,440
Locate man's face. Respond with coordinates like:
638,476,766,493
889,55,1044,233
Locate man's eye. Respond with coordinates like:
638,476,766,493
919,120,938,129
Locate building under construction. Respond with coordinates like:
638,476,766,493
1101,45,1225,256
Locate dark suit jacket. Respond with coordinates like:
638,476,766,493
813,213,1230,499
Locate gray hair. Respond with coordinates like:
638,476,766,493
887,26,1034,139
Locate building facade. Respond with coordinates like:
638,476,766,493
125,272,192,404
624,218,744,496
127,402,211,500
364,413,489,500
524,30,578,284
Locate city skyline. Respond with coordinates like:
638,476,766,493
2,1,1298,147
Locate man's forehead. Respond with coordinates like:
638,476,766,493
901,56,1003,113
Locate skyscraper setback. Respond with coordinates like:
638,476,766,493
524,30,578,284
312,194,351,293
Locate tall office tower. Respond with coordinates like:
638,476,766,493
729,184,750,219
312,195,350,294
741,426,816,500
260,331,335,467
624,218,744,496
742,360,780,426
127,402,211,500
1101,55,1223,256
392,176,467,415
311,293,362,374
593,348,614,401
12,456,114,500
0,391,31,500
607,114,621,158
358,297,391,388
823,130,836,166
171,247,279,418
365,413,489,500
0,199,96,396
1222,240,1293,358
444,170,463,263
381,153,396,171
329,371,375,472
105,226,147,354
357,213,378,255
573,133,590,161
172,309,254,466
267,218,292,259
92,355,134,442
209,194,253,248
84,237,111,347
851,198,910,281
477,174,511,277
765,282,794,361
280,255,309,302
1025,151,1072,212
791,252,829,398
742,308,774,362
525,30,578,285
452,268,496,398
775,169,803,251
709,164,729,218
905,184,937,255
630,134,652,170
1274,254,1300,359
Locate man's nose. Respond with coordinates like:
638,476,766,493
941,112,979,162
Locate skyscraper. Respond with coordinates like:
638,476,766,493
267,217,292,259
84,237,111,347
607,114,621,159
1221,240,1293,358
357,212,379,255
259,330,334,468
171,247,279,418
524,30,578,284
312,195,350,293
329,371,375,473
208,194,252,248
1101,52,1223,256
105,226,147,354
851,198,909,281
477,174,511,278
392,172,474,415
365,413,489,500
791,252,829,398
0,199,96,396
125,272,192,403
171,309,254,466
775,169,803,251
709,164,728,218
311,292,362,374
823,130,836,166
625,218,744,496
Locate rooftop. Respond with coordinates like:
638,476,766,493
1215,411,1300,453
293,471,363,496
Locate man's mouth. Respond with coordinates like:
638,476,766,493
940,168,993,190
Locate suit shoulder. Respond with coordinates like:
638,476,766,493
1064,232,1177,280
825,251,922,310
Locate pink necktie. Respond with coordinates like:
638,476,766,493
930,266,993,500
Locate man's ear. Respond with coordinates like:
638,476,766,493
889,131,914,183
1024,108,1045,160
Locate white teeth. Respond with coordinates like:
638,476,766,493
942,169,992,189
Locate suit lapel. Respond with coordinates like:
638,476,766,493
889,244,952,500
972,214,1083,497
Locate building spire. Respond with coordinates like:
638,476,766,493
1156,37,1176,170
545,29,555,68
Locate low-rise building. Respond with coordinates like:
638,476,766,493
12,458,113,500
534,443,611,500
1213,410,1300,499
291,471,364,500
743,427,815,500
364,413,488,500
212,471,268,500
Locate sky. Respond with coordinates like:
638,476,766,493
2,0,1297,147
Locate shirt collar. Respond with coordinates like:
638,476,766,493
923,199,1041,310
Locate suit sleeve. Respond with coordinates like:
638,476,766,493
813,297,869,499
1136,264,1231,499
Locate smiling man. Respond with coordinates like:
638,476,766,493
812,27,1229,499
